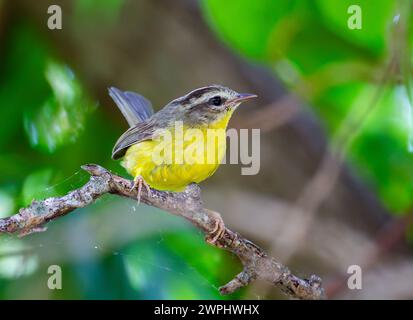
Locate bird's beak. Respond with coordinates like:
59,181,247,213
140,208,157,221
229,93,257,104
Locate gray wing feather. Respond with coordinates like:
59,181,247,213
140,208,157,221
111,120,156,160
109,87,154,127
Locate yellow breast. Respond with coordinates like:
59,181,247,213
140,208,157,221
122,113,233,192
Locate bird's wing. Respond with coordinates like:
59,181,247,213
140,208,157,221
109,87,154,127
112,120,157,159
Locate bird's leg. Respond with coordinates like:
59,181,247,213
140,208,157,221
130,175,152,204
204,209,226,247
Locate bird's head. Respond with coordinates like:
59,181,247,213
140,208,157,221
166,85,257,127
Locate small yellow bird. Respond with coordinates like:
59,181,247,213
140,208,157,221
110,85,256,199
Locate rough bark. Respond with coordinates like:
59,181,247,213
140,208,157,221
0,164,325,300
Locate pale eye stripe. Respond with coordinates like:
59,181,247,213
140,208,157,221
182,88,216,105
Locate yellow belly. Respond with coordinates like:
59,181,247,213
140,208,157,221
122,118,230,192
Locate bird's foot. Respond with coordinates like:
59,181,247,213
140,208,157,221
130,176,152,204
205,209,226,247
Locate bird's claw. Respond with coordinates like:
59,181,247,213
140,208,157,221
130,176,152,204
205,210,226,247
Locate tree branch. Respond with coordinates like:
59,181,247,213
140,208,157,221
0,164,325,300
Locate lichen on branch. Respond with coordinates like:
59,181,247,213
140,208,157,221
0,164,325,300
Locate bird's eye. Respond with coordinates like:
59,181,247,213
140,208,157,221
209,96,222,106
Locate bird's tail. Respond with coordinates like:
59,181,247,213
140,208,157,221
108,87,154,127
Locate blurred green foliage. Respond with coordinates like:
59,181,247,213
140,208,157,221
124,232,239,299
2,0,412,300
202,0,413,214
24,61,96,153
0,16,237,299
74,0,125,24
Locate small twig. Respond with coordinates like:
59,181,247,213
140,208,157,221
0,164,324,300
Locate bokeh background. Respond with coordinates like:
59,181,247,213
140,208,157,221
0,0,413,299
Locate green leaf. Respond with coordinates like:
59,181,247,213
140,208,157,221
202,0,297,60
74,0,125,23
348,85,413,213
23,61,96,153
315,0,395,56
0,24,50,149
202,0,413,214
0,190,15,218
123,232,240,299
0,238,38,279
21,168,54,206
